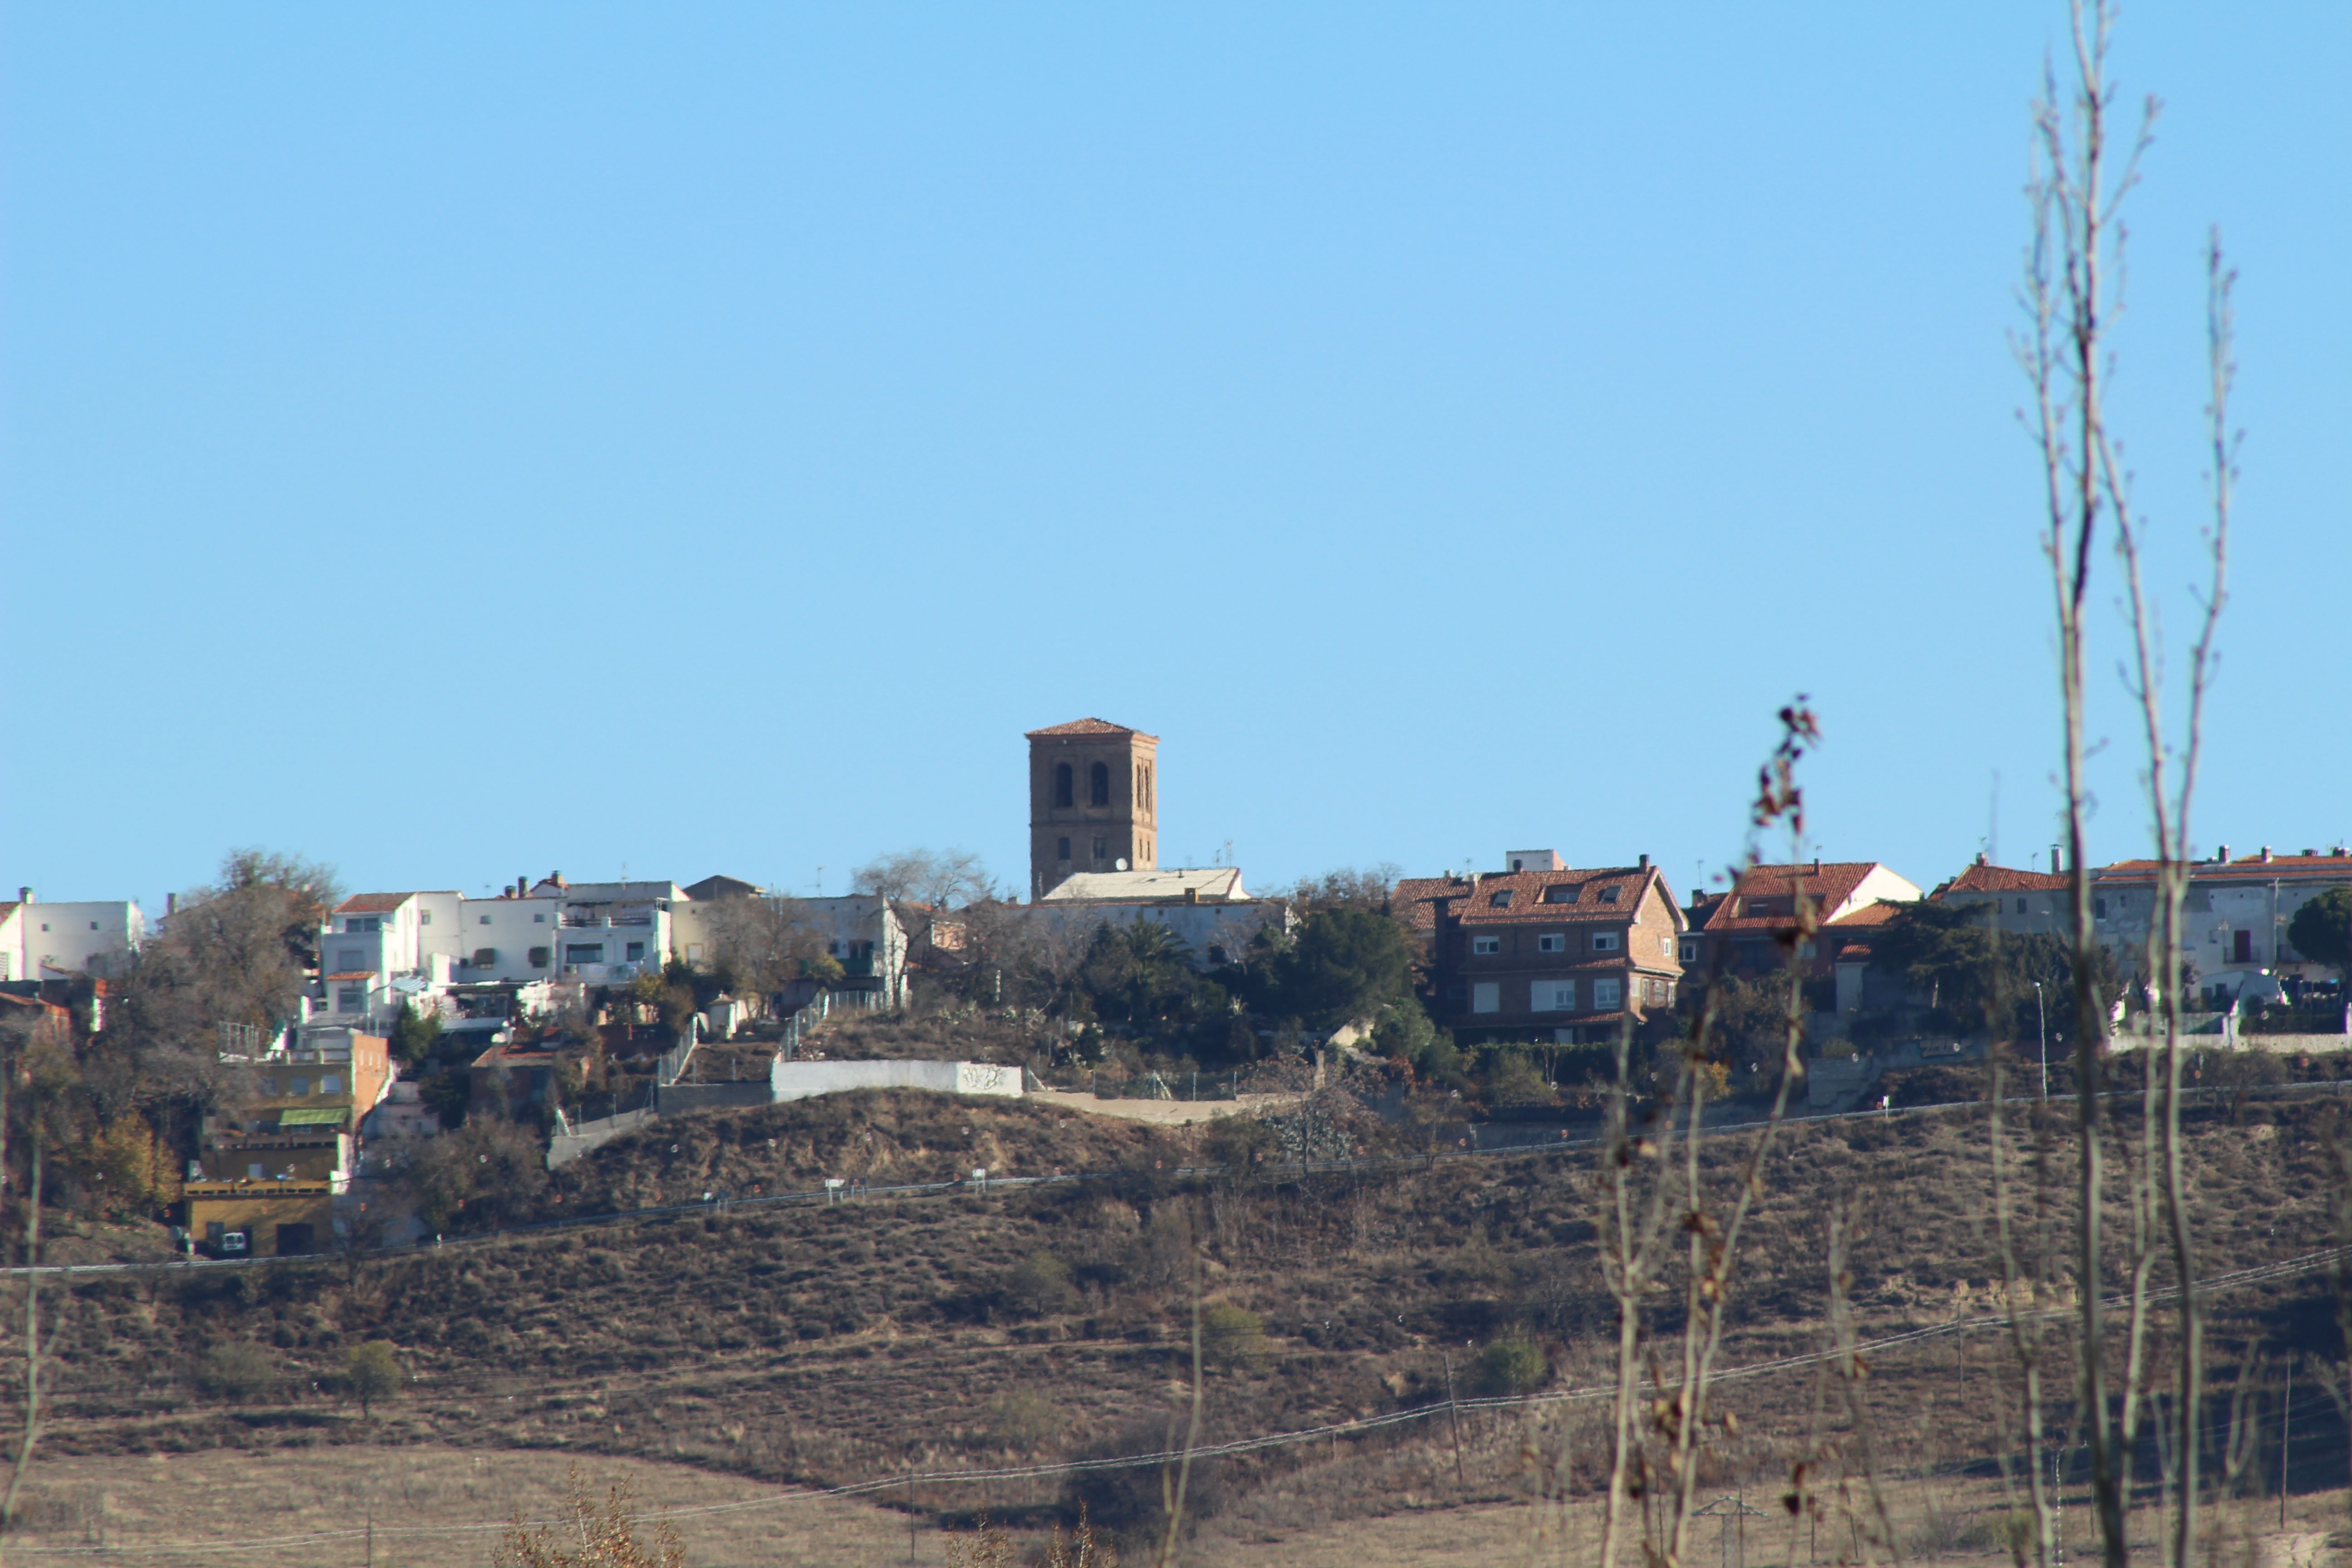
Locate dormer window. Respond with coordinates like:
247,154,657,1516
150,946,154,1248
1541,885,1577,904
1489,890,1514,908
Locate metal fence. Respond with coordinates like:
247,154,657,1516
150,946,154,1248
781,987,885,1059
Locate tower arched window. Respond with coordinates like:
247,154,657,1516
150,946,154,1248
1054,763,1073,808
1089,761,1110,807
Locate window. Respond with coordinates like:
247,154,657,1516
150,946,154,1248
1661,933,1676,956
1093,837,1108,860
566,944,605,965
336,948,365,971
479,915,492,926
1542,885,1577,904
1489,889,1514,907
2095,897,2108,918
1057,836,1073,862
1599,887,1622,904
533,913,546,924
420,910,432,926
1054,763,1074,808
335,986,363,1013
2016,898,2029,913
1536,933,1566,953
1797,940,1817,959
88,921,99,931
624,941,646,962
1592,931,1621,952
2233,930,2253,963
1090,761,1111,807
1472,936,1502,956
1743,898,1773,917
528,947,551,968
472,948,497,967
1680,938,1700,961
321,1075,342,1094
1471,982,1501,1014
1593,978,1622,1009
1533,979,1576,1012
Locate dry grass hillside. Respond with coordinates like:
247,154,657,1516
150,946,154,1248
20,1079,2352,1560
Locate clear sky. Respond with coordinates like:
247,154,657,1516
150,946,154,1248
4,4,2346,912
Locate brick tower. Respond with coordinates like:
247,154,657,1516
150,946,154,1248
1026,718,1160,899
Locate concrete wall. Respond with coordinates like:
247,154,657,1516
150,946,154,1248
770,1058,1024,1103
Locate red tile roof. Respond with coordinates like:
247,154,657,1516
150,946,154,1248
336,892,424,914
2095,853,2352,887
1934,862,2069,897
1392,867,1680,932
1700,862,1893,934
1024,717,1157,740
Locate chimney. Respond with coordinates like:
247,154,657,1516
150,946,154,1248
1183,886,1200,904
1975,852,1988,866
16,887,29,904
2260,846,2274,864
2216,844,2230,863
2052,844,2063,875
166,892,177,916
1637,853,1650,871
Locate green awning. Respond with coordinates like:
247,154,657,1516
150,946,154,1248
277,1107,346,1127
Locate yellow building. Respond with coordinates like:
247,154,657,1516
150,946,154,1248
185,1029,390,1257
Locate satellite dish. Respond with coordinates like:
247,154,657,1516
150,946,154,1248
1114,858,1129,871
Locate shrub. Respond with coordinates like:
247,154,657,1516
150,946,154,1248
343,1339,402,1417
1004,1252,1077,1316
1199,1304,1266,1372
194,1339,278,1402
985,1388,1061,1449
1477,1338,1548,1396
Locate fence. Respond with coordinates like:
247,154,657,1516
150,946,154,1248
654,1016,701,1087
781,987,886,1058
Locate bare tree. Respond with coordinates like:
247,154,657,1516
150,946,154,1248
852,848,995,910
2017,5,2235,1563
696,894,834,996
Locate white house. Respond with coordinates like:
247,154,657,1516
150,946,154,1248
1027,867,1289,968
0,890,146,982
2093,847,2352,1001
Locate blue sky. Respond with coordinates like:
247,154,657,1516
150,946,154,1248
4,4,2346,911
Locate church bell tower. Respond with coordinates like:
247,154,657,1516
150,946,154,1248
1025,718,1160,899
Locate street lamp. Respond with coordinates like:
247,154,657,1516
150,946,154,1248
2034,980,2048,1100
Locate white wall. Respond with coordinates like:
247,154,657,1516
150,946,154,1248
768,1058,1022,1103
454,897,566,983
1,899,144,980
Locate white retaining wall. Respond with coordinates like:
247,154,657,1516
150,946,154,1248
769,1058,1023,1102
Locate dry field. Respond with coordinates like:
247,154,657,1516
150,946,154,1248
11,1442,2348,1568
17,1079,2352,1565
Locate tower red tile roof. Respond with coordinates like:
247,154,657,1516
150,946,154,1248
1025,717,1157,740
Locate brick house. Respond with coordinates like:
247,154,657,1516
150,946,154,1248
1686,860,1922,985
1928,855,2073,937
1394,853,1685,1042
